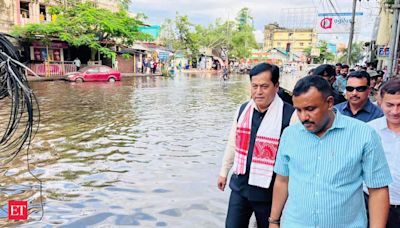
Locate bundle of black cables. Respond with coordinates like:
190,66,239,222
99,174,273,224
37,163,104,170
0,33,43,220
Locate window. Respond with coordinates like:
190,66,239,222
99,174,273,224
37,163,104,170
277,42,281,46
99,67,109,73
20,2,30,19
87,68,99,73
40,5,47,21
300,42,304,47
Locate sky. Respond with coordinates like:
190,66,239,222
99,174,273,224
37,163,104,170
130,0,381,45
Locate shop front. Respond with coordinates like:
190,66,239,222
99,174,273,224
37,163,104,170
28,41,76,76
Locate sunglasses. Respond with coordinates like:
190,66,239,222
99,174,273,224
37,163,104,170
346,86,368,92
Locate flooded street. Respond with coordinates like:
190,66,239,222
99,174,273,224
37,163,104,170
0,73,254,227
0,72,299,227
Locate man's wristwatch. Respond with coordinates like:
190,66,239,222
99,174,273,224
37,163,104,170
268,217,280,224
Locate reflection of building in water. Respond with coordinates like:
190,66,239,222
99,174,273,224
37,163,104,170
0,0,121,34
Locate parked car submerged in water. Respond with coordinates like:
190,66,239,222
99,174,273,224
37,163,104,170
66,65,121,82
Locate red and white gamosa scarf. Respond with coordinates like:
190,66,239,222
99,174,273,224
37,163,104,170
233,95,283,188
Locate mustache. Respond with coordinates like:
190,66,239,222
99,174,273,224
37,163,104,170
302,120,315,125
350,96,360,99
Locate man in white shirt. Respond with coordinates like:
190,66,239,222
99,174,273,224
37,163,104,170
368,78,400,227
73,57,81,71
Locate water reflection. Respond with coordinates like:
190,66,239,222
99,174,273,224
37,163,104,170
0,73,295,227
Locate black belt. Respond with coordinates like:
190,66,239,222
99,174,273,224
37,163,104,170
390,205,400,209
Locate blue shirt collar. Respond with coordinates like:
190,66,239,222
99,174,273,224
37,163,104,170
301,108,346,133
342,100,373,114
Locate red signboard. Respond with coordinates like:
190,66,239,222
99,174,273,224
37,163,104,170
8,201,28,220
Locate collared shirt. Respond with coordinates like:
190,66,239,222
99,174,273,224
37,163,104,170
274,110,392,228
219,100,294,201
368,117,400,205
334,75,346,94
335,100,384,122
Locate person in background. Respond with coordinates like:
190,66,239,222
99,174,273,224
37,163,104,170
313,64,346,104
368,70,381,102
366,78,400,228
307,68,315,76
73,57,81,71
335,63,342,76
269,75,391,228
334,64,349,94
336,71,384,122
217,63,294,228
137,59,142,73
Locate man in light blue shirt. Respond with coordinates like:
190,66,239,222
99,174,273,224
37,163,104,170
368,79,400,227
269,76,392,228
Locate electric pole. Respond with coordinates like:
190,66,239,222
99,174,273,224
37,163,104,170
347,0,357,65
387,0,400,79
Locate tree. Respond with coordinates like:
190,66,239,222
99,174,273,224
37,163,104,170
236,7,253,31
12,2,150,59
339,42,364,65
195,19,234,50
229,8,258,59
312,41,335,64
158,7,258,60
174,14,200,56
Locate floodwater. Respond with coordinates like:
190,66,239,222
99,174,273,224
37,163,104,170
0,72,299,228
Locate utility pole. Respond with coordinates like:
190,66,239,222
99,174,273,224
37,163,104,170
347,0,357,65
387,0,400,79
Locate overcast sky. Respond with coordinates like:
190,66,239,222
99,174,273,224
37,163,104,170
130,0,380,44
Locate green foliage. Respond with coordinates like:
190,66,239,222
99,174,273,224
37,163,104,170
121,53,131,59
303,47,312,57
174,14,200,56
236,7,253,31
159,7,258,59
339,42,364,65
312,40,335,64
13,2,150,59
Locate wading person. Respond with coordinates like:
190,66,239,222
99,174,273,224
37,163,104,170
269,75,392,228
217,63,294,228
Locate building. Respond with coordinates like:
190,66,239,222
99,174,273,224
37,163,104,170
264,23,317,55
0,0,121,34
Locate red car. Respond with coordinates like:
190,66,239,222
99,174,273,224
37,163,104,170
66,65,121,82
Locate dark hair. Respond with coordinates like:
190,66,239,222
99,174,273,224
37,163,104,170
293,75,333,99
349,69,355,72
380,78,400,98
342,64,350,69
347,71,371,86
377,70,385,77
335,63,342,67
249,63,280,85
313,64,336,77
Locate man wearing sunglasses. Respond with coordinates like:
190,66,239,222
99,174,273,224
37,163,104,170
335,71,383,122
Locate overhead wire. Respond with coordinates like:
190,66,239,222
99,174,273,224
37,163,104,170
0,33,43,220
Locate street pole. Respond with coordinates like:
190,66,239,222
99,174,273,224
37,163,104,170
347,0,357,66
387,0,400,79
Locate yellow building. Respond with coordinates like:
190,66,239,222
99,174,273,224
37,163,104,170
264,23,317,54
0,0,122,34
